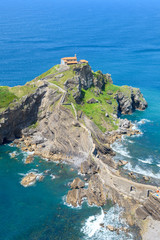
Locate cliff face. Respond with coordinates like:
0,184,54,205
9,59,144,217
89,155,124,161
117,87,148,115
0,62,154,236
0,63,147,155
0,84,47,144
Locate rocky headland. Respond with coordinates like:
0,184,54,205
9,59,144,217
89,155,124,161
0,62,159,239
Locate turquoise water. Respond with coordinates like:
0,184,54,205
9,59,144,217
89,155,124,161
0,145,135,240
0,0,160,239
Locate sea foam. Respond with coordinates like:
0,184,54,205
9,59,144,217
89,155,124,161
124,162,160,179
111,141,132,159
81,205,133,240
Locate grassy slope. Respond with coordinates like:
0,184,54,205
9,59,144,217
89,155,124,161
0,63,136,132
67,84,120,132
0,84,37,112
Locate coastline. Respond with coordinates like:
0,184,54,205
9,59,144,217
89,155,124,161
0,62,159,239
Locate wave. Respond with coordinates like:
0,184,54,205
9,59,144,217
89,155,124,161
138,157,153,165
9,151,20,158
62,195,83,210
50,174,56,180
134,48,160,54
137,119,151,125
19,170,44,187
81,205,133,240
124,162,160,179
111,141,132,159
127,140,134,144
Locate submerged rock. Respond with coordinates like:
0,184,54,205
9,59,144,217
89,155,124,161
25,155,34,164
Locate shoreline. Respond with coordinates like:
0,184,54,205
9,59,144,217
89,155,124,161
12,117,160,239
0,62,159,239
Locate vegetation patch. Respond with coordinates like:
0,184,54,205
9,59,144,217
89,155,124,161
0,87,18,110
37,64,60,80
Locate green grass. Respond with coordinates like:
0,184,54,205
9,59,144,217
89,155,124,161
50,68,76,88
37,64,60,80
0,63,136,132
29,121,38,129
65,83,120,132
0,87,18,110
119,85,132,97
10,84,37,98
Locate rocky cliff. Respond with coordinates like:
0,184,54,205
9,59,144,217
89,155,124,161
0,62,147,148
0,62,155,238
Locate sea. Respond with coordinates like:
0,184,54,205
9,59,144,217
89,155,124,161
0,0,160,239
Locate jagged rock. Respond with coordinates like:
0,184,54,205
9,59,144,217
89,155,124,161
74,64,93,90
93,71,107,90
70,177,85,189
38,175,44,181
81,160,99,175
118,160,128,167
119,119,131,129
100,155,117,169
87,98,98,104
87,174,106,206
20,172,38,187
106,73,113,83
66,188,87,207
117,87,147,115
107,225,115,231
25,155,34,164
100,223,104,227
136,193,160,221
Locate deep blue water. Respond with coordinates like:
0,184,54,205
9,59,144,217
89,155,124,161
0,0,160,239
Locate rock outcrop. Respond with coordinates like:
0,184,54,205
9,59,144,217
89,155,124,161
117,87,148,115
136,193,160,221
70,177,85,189
66,174,106,207
20,172,39,187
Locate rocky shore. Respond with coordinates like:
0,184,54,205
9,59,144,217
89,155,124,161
0,62,158,239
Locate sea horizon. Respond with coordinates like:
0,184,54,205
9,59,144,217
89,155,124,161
0,0,160,239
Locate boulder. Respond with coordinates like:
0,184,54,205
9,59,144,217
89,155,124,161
20,172,38,187
81,160,99,175
66,188,87,207
143,176,150,181
70,177,85,189
128,172,136,179
119,119,131,129
106,100,112,105
107,225,115,231
118,160,128,167
87,175,106,206
87,98,98,104
25,155,34,164
107,91,113,95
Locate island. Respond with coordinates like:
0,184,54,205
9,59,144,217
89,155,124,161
0,57,159,239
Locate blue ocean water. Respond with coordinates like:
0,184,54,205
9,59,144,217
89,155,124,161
0,0,160,239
